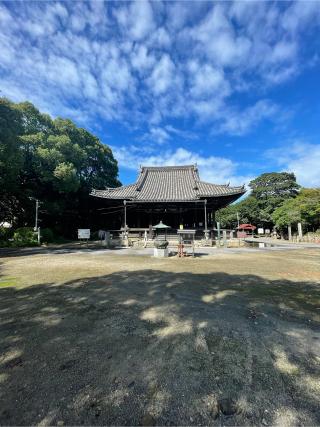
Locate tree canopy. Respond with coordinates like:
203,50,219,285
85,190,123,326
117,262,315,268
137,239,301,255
272,189,320,231
250,172,300,200
216,196,260,229
216,172,303,230
0,97,120,236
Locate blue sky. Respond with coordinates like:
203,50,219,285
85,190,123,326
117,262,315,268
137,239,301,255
1,1,320,187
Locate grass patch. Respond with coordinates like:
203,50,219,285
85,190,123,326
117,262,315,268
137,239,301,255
0,277,19,287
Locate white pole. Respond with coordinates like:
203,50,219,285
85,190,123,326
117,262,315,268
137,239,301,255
35,199,39,231
34,199,40,245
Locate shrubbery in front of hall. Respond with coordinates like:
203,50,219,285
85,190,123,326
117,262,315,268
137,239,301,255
40,228,54,244
0,226,13,247
0,226,71,248
12,227,39,247
0,226,39,247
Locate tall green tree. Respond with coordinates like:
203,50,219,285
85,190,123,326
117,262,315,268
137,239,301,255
216,196,260,228
0,97,120,235
249,172,300,224
0,99,23,222
250,172,300,200
217,172,300,229
272,188,320,231
249,172,300,226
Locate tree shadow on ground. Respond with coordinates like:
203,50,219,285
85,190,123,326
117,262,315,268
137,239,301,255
0,246,113,258
0,270,319,426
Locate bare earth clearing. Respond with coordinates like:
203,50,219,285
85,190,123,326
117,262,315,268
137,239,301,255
0,247,320,426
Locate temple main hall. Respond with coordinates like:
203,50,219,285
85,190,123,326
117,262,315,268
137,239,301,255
91,165,245,232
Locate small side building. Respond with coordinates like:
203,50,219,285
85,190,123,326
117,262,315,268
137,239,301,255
91,165,245,234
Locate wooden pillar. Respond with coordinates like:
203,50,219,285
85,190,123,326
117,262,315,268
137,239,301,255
195,202,198,228
204,199,208,239
148,207,153,239
123,200,127,230
137,208,141,228
288,224,292,241
298,222,303,240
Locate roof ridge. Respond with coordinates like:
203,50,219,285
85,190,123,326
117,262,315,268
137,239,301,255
141,164,196,170
189,167,199,191
136,168,148,191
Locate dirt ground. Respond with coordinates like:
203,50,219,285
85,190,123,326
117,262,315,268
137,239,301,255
0,247,320,426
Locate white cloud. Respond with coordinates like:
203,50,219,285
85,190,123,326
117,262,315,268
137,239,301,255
147,27,171,48
267,141,320,188
164,125,198,141
141,125,198,145
166,2,190,30
270,40,297,64
217,100,280,136
101,57,132,91
190,4,251,67
0,1,319,137
263,65,298,85
147,53,179,95
0,3,13,25
188,63,230,99
114,1,156,41
282,1,320,32
46,55,81,90
131,44,156,71
113,146,250,186
0,33,16,65
142,127,171,145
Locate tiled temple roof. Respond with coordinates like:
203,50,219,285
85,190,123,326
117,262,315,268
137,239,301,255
91,165,245,202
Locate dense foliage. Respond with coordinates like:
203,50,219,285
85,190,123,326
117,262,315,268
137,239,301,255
0,98,120,237
13,227,38,247
272,189,320,231
216,172,305,230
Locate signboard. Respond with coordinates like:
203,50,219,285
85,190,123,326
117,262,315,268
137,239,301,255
78,229,90,239
265,229,270,234
258,228,264,235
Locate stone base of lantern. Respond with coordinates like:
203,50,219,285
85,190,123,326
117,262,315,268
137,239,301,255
153,248,169,257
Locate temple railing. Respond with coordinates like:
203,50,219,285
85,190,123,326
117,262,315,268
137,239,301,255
104,228,219,241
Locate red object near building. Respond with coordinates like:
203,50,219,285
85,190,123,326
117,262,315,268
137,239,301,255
236,223,256,238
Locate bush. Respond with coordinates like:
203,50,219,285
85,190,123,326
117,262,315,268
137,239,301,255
40,228,54,243
0,226,13,242
13,227,38,247
0,227,12,240
91,230,99,240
